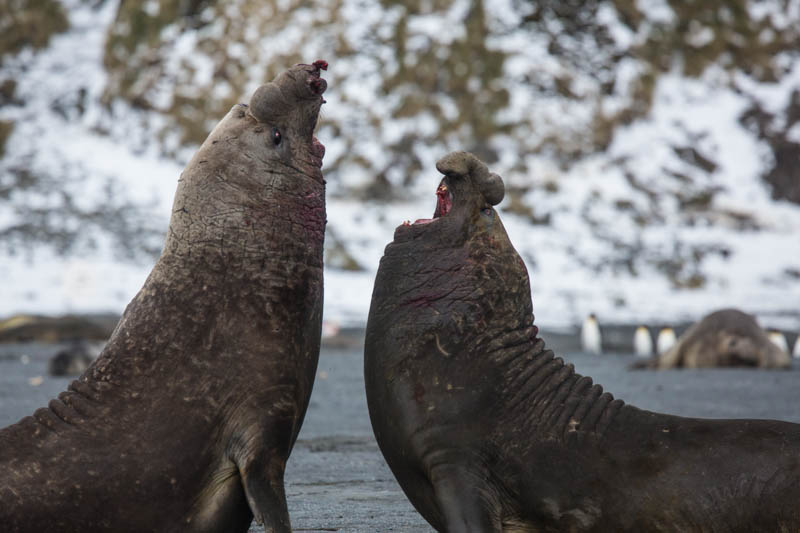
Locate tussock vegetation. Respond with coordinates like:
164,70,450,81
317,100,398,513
0,120,12,158
0,0,69,61
98,1,800,195
2,0,799,285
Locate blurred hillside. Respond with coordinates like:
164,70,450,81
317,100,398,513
0,0,799,328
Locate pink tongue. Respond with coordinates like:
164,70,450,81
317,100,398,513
413,218,435,225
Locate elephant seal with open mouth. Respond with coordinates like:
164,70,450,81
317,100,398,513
365,151,800,532
0,60,328,533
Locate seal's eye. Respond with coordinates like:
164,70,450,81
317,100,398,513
482,207,493,216
272,128,282,146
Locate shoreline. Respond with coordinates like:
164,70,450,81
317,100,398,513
2,313,797,356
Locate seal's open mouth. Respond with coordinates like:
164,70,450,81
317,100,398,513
434,183,452,217
410,182,453,225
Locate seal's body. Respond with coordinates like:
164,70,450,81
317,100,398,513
0,61,329,533
641,308,790,369
365,152,800,532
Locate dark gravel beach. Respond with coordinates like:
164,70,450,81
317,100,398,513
1,339,799,532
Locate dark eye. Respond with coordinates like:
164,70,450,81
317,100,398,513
482,207,493,216
272,128,282,145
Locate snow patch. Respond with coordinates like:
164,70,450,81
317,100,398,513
1,0,799,336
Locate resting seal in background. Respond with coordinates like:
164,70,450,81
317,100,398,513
631,308,791,369
48,340,100,376
364,151,800,532
0,60,329,533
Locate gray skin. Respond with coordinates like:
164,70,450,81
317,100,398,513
640,308,791,369
365,151,800,532
0,61,328,533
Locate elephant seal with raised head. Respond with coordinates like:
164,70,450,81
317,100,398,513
633,308,791,369
365,151,800,532
0,60,329,533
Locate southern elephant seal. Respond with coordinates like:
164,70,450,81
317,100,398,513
0,60,329,533
365,151,800,532
633,308,791,369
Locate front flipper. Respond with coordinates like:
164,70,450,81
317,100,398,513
226,384,306,533
430,464,502,533
239,454,290,533
228,413,296,533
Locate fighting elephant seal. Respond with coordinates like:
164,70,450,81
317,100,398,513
633,308,791,369
365,151,800,532
0,60,328,533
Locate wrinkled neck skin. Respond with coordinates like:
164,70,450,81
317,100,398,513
368,182,621,441
162,59,327,283
371,175,527,355
163,106,325,278
376,210,532,357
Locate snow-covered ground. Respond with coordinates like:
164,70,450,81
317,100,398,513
1,0,799,332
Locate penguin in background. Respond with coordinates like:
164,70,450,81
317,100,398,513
656,327,677,355
581,313,602,355
767,330,789,355
633,326,653,357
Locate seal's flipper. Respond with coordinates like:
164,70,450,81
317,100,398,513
430,465,501,533
239,455,291,533
229,389,300,532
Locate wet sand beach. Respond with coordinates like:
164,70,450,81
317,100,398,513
1,340,799,532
